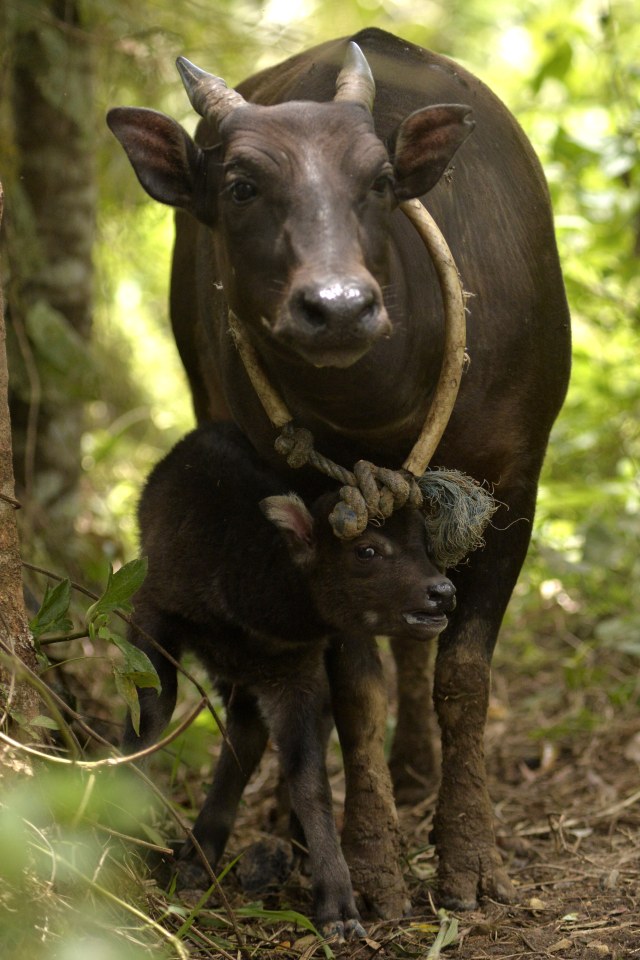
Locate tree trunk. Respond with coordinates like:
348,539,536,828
2,0,96,571
0,182,41,726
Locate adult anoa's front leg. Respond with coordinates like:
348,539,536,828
430,491,536,909
326,634,409,920
432,633,515,909
259,672,365,941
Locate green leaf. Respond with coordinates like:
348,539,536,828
235,905,334,958
29,580,72,639
28,715,60,731
24,301,98,403
531,39,573,94
86,558,147,624
113,668,142,736
110,633,161,690
110,632,161,737
426,910,459,958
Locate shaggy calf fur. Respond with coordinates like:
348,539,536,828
124,423,456,937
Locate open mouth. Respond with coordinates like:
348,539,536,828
403,612,448,630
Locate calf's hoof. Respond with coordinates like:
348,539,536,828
175,857,214,892
237,837,294,893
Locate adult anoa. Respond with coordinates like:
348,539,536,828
108,27,571,914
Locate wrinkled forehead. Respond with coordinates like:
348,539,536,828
219,100,388,165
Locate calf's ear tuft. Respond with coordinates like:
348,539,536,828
260,494,316,565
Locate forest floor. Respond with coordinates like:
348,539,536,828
150,625,640,960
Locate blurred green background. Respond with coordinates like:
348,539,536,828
3,1,638,645
1,1,639,954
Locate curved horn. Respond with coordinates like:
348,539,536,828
334,42,376,112
176,56,246,123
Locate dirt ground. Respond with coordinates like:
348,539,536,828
156,625,640,960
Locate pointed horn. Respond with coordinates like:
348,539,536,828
334,42,375,111
176,56,247,123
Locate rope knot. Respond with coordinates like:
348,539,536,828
328,462,424,540
274,425,315,469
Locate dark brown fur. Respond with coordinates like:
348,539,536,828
109,27,571,914
124,422,455,935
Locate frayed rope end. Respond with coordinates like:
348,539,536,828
417,469,498,569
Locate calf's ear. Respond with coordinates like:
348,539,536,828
107,107,202,215
260,494,316,566
389,104,474,200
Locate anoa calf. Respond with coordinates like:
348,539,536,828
124,422,455,938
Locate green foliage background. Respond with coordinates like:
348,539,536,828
1,1,639,956
86,0,640,654
4,0,638,643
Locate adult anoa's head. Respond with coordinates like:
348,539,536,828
107,42,473,368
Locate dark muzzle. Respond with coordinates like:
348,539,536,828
275,276,391,367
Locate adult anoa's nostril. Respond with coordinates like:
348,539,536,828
295,281,379,332
300,290,331,329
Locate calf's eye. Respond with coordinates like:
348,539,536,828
355,544,378,561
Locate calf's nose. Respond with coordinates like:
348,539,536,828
426,577,456,614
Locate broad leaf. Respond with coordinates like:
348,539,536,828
87,558,147,623
30,580,72,639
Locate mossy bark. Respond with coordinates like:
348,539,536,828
0,183,40,726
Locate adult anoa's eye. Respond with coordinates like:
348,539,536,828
370,172,393,195
228,180,257,204
355,544,378,561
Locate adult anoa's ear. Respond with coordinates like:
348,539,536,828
107,106,203,215
260,494,316,566
389,104,474,200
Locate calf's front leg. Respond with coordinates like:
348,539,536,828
258,669,365,940
178,684,269,884
326,634,410,919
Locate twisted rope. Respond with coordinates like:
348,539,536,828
275,425,423,539
228,199,497,566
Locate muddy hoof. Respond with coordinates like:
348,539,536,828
175,858,213,891
352,877,412,920
484,866,517,904
438,862,517,911
237,837,294,894
366,892,412,921
321,917,367,942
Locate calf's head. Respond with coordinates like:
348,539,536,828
107,43,473,368
262,492,456,641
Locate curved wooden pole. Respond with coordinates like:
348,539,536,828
228,199,467,478
399,198,467,477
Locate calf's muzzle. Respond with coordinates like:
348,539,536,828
426,577,456,614
403,575,456,634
